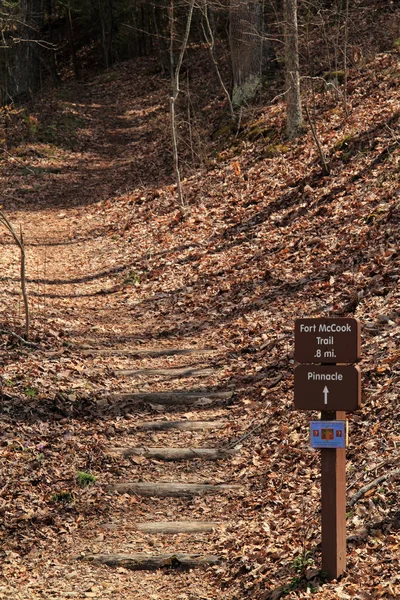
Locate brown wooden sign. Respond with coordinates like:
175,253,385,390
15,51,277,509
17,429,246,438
293,318,362,581
294,365,361,411
295,318,360,364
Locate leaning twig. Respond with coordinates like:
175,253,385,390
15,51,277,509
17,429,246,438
226,412,273,449
347,453,400,492
304,101,330,175
19,225,29,336
234,107,243,139
385,123,400,145
0,210,30,338
0,329,39,347
0,147,36,174
347,468,400,508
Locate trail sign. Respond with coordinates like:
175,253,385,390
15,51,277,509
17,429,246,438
293,317,362,581
294,365,361,411
295,318,360,364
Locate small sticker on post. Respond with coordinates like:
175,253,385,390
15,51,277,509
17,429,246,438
310,421,348,449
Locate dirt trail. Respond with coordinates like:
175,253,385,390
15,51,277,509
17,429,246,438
0,62,242,600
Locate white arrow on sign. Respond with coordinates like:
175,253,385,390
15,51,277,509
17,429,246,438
323,386,329,405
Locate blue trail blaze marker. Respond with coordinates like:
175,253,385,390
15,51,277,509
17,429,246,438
310,420,348,449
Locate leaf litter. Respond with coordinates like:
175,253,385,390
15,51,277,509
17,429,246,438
0,50,399,599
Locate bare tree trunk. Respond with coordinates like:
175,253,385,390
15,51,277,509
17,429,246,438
343,0,349,116
169,0,195,213
44,0,60,85
284,0,302,138
152,1,169,73
201,1,235,120
99,0,114,68
229,0,263,106
7,0,43,101
66,4,79,80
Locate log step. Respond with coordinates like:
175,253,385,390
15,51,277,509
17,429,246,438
137,420,229,431
80,552,221,570
80,348,215,358
135,521,219,534
107,447,238,461
103,390,233,406
107,482,241,497
114,366,216,378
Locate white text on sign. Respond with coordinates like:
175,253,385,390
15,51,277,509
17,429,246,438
299,323,353,333
308,371,343,381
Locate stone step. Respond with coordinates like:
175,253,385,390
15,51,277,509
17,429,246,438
106,447,238,461
106,481,241,497
137,420,229,431
80,552,221,570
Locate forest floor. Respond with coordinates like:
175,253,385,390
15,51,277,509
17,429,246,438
0,51,399,599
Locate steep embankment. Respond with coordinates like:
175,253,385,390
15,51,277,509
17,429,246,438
0,52,399,599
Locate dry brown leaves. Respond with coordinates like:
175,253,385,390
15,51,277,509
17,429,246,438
0,46,399,600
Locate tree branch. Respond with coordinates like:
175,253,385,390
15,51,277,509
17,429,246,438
347,468,400,508
0,329,38,347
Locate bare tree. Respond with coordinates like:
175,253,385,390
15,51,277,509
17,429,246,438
169,0,195,212
66,1,80,80
229,0,264,106
284,0,302,138
92,0,115,68
4,0,44,102
201,0,235,120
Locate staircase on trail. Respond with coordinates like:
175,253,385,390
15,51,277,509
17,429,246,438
81,345,240,571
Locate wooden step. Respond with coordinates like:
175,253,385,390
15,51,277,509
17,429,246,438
114,366,216,378
80,552,221,570
103,390,233,406
137,420,229,431
106,447,238,461
135,521,219,534
106,481,241,497
80,348,215,358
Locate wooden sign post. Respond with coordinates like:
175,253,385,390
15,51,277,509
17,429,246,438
294,318,361,580
321,409,346,579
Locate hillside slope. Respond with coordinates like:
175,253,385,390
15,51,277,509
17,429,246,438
0,50,399,599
